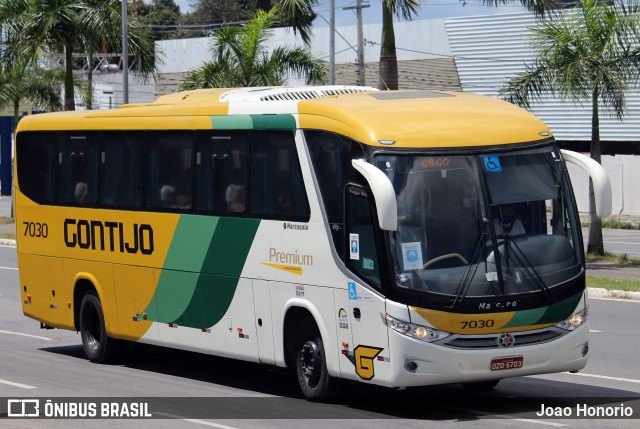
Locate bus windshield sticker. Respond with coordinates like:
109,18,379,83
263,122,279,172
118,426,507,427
362,257,374,270
401,242,423,271
349,233,360,260
483,155,502,172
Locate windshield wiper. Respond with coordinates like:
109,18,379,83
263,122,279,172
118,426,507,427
449,232,488,309
503,236,552,298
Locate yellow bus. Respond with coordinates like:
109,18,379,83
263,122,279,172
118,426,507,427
15,86,611,398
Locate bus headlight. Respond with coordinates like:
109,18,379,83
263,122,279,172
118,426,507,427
554,308,588,331
381,313,451,343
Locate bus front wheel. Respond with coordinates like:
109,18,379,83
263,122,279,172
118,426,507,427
295,318,330,400
79,291,121,363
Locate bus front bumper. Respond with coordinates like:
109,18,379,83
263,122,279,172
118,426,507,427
385,323,589,388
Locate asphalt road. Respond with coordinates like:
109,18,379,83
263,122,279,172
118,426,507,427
583,228,640,258
0,245,639,428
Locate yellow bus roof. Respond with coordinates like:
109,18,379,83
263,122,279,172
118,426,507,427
17,88,552,148
298,90,552,148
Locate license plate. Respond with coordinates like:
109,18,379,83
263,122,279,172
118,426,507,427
490,356,524,371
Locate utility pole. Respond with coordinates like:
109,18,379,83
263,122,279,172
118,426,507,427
343,1,369,86
330,0,335,84
121,0,129,104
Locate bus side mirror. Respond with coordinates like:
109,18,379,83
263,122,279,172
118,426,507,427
352,159,398,231
560,149,612,218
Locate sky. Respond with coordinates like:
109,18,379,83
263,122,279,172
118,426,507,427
172,0,530,25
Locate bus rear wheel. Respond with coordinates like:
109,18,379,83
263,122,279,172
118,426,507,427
79,291,121,363
295,318,331,400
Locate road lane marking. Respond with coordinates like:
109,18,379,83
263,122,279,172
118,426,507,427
154,413,238,428
462,408,567,427
565,372,640,384
590,297,640,303
0,265,18,270
0,378,37,389
0,329,53,341
589,330,602,333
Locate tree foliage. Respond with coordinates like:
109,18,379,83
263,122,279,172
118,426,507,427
0,0,157,110
500,0,640,254
180,7,327,89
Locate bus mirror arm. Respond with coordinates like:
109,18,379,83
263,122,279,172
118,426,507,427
560,149,612,218
352,159,398,231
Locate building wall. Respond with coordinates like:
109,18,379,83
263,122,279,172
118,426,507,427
155,19,460,95
568,155,640,216
446,12,640,142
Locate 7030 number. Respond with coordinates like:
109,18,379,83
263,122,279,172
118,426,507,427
460,319,495,329
23,222,48,238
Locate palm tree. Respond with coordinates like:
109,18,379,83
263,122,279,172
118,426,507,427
500,0,640,255
270,0,317,44
0,0,157,111
180,7,327,89
0,60,65,131
378,0,419,90
379,0,558,90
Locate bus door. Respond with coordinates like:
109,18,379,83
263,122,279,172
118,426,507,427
344,187,390,383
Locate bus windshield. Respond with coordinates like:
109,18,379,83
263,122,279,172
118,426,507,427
375,145,583,302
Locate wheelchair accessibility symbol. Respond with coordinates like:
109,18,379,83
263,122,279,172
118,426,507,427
483,155,502,172
348,282,358,300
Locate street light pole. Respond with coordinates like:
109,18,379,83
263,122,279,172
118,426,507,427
121,0,129,105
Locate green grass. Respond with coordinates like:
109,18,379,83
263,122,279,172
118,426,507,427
586,251,640,266
0,232,15,240
0,217,14,224
601,219,640,230
586,275,640,292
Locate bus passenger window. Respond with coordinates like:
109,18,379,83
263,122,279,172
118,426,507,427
58,133,99,206
147,131,194,211
100,131,143,208
16,131,57,204
249,131,310,221
195,131,248,215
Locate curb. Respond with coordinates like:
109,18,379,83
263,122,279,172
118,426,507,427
0,238,16,246
587,287,640,301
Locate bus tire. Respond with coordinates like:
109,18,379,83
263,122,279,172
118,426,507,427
462,379,500,390
79,291,121,364
295,317,331,400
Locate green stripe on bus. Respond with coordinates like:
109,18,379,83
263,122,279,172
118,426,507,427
147,216,260,327
502,306,547,328
536,291,583,325
210,115,253,129
201,217,260,276
503,291,583,328
149,216,218,323
210,114,296,130
250,114,296,130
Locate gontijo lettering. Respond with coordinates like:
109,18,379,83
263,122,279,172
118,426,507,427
64,218,154,255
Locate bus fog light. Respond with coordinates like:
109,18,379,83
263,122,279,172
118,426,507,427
406,361,418,371
582,343,589,357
